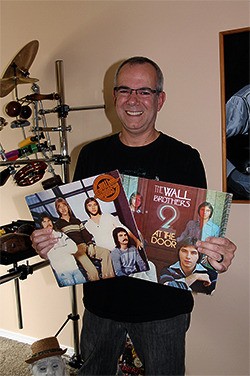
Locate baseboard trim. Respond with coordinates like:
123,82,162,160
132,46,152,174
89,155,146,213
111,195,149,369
0,329,75,357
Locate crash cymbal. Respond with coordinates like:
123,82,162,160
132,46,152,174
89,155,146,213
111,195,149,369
2,40,39,80
0,76,39,98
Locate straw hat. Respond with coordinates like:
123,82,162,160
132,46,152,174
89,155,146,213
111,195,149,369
25,336,67,364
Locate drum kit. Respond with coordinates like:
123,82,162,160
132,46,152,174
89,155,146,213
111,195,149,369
0,40,104,188
0,41,105,368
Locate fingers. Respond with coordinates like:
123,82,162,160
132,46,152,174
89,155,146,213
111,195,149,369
196,237,236,273
30,228,57,259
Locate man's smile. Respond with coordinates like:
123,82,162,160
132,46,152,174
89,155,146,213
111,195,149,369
125,110,143,116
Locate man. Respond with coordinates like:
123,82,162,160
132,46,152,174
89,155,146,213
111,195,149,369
84,197,142,250
111,227,148,276
160,237,218,294
39,212,87,287
129,191,143,213
55,197,114,280
31,56,236,375
177,201,220,243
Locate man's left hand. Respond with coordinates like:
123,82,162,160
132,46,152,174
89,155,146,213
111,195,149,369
196,237,236,272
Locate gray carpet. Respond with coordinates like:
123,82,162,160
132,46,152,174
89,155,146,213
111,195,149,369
0,336,78,376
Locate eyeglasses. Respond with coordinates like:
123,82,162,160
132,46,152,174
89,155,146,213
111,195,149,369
114,86,160,98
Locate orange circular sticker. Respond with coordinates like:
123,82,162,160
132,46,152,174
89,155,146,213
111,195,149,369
93,174,120,202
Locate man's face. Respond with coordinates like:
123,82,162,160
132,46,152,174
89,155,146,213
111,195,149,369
31,356,66,376
179,245,199,271
57,203,68,216
114,63,166,136
86,200,99,216
132,194,142,209
117,231,129,246
41,217,53,229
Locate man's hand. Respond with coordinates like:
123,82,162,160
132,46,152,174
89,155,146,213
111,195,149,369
75,243,88,257
87,244,96,258
30,228,57,259
196,237,236,273
186,273,212,287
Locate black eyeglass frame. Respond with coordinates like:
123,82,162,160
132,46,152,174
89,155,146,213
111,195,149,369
113,86,162,97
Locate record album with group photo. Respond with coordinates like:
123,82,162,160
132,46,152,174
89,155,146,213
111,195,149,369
25,170,149,287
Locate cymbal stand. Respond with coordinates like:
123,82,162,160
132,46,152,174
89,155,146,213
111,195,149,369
55,60,70,183
54,59,80,368
52,59,104,368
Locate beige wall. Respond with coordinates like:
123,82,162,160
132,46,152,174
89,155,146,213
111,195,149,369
0,1,249,375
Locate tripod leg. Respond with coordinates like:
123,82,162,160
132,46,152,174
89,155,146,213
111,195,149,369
69,285,83,369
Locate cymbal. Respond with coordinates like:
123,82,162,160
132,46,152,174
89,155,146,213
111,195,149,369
0,40,39,97
2,40,39,79
0,76,39,98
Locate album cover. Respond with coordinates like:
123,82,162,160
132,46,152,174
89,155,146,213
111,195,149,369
121,175,233,295
25,170,149,287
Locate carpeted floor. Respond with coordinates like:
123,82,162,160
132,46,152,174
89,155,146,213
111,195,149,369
0,336,78,376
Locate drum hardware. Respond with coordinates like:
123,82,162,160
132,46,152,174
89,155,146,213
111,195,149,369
1,42,105,367
10,119,31,139
0,141,56,186
18,133,45,148
24,92,60,101
31,125,72,132
30,83,56,152
0,260,50,329
39,103,105,115
0,219,39,329
14,161,48,186
0,143,17,185
10,119,31,128
41,174,64,190
0,165,16,186
53,313,83,369
0,155,67,167
4,142,56,161
0,117,8,130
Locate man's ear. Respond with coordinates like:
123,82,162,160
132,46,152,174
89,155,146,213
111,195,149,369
157,91,167,112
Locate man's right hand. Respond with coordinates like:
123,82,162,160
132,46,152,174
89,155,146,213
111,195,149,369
30,228,57,259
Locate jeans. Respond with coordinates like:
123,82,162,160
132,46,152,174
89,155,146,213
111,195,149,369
78,309,190,376
56,269,86,286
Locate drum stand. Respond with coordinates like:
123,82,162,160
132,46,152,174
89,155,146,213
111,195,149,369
0,59,105,369
40,59,104,368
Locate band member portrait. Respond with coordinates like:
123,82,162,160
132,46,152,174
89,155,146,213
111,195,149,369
177,201,220,243
39,212,87,287
129,191,143,213
84,196,143,251
55,197,114,280
111,227,148,276
160,237,218,294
